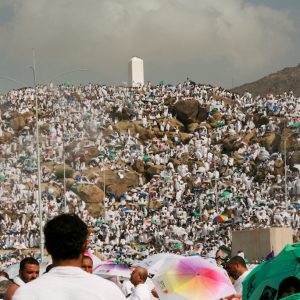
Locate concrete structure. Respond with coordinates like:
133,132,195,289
128,57,144,87
231,227,293,261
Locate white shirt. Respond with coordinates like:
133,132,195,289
13,266,126,300
234,269,251,294
128,283,152,300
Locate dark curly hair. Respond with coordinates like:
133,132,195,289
20,257,39,271
44,214,88,260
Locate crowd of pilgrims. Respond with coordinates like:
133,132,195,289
0,79,300,267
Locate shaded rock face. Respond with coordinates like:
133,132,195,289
259,132,281,152
172,100,208,126
289,151,300,166
0,132,12,144
10,112,34,131
41,183,61,197
67,142,99,163
97,169,140,199
253,114,269,128
274,159,284,176
11,116,26,131
75,184,105,217
76,184,104,203
54,164,75,179
87,203,105,217
111,107,134,121
132,159,144,173
187,123,200,133
77,146,99,163
222,135,239,153
144,165,165,181
114,121,155,140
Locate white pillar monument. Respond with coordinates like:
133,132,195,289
128,57,144,87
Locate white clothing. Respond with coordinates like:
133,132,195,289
234,270,251,294
13,275,25,286
13,266,126,300
128,283,152,300
121,279,134,297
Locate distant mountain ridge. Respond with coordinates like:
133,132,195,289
232,63,300,97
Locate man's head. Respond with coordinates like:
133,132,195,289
81,256,93,273
130,267,148,286
19,257,39,283
225,256,248,281
44,214,88,261
278,276,300,299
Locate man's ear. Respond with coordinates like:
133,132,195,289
81,240,88,254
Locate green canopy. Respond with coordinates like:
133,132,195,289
174,243,182,250
192,211,200,217
64,80,72,87
242,244,300,300
282,293,300,300
221,191,231,198
290,123,300,128
71,184,78,193
0,174,6,182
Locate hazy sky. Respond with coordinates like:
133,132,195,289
0,0,299,91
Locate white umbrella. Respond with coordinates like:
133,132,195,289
134,253,183,275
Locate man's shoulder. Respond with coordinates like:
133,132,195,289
13,272,126,300
4,282,19,300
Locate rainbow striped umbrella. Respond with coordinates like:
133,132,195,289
153,256,235,300
213,215,229,223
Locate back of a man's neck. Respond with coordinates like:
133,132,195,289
52,258,82,268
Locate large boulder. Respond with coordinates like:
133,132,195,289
10,116,26,131
72,146,99,163
135,125,155,141
289,151,300,166
145,165,165,181
86,203,105,217
179,132,193,144
0,132,12,144
132,159,145,173
187,123,201,133
164,97,177,106
232,152,244,166
10,112,34,131
222,135,239,152
97,169,140,198
76,184,104,203
242,129,256,145
260,132,279,152
114,121,136,134
156,118,185,132
253,114,269,128
111,107,134,121
54,164,75,179
41,183,61,197
274,159,284,176
172,100,208,126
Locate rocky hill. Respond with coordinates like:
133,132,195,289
232,63,300,97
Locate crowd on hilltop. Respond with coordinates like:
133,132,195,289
0,80,300,267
